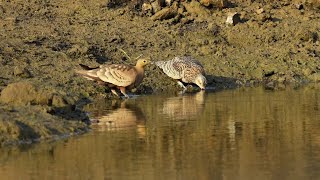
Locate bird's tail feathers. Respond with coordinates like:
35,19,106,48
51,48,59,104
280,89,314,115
154,61,166,69
79,64,99,70
75,69,100,81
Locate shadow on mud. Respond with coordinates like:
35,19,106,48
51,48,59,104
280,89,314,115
206,75,241,90
48,98,91,124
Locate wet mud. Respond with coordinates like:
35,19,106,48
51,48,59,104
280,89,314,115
0,0,319,146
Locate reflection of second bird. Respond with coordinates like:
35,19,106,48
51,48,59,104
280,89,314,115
161,91,206,120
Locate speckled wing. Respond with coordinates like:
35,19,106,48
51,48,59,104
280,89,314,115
155,59,183,79
177,56,204,68
88,64,138,87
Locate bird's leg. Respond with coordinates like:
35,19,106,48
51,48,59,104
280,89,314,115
177,80,188,94
119,87,129,98
177,81,187,89
111,89,120,97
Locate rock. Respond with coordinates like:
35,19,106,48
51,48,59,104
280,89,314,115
165,0,172,6
182,0,210,18
295,3,304,10
151,2,178,21
0,82,52,106
226,12,241,25
142,3,153,14
265,81,276,90
199,0,213,6
256,8,264,14
13,66,32,78
199,0,228,8
151,7,174,20
151,1,161,13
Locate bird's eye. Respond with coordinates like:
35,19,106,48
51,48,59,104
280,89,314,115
143,60,146,63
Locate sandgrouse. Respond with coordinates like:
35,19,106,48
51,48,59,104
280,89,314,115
76,58,150,98
155,56,207,90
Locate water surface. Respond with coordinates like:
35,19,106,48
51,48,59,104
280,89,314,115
0,86,320,180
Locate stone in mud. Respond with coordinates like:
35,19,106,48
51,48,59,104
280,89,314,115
256,8,264,14
182,0,210,18
151,2,178,21
295,3,304,10
199,0,214,7
165,0,172,6
151,1,161,13
13,66,32,78
199,0,228,8
226,12,241,25
0,82,52,106
142,3,153,15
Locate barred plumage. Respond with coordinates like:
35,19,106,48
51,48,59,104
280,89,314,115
155,56,207,90
76,58,150,98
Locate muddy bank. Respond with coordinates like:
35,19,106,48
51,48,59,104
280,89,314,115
0,81,89,146
0,0,319,146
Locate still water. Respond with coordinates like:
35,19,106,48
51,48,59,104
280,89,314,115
0,86,320,180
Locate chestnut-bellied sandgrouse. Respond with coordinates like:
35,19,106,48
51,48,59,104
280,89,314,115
76,58,150,98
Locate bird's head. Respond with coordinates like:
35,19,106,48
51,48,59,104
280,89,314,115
194,74,207,90
136,58,151,68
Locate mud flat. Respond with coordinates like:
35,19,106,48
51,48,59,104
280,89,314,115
0,0,319,146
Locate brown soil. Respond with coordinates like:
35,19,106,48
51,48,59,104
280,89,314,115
0,0,319,146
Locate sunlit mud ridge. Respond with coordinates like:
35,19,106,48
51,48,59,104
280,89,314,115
0,0,319,146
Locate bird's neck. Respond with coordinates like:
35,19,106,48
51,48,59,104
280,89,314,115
135,65,145,73
134,66,145,87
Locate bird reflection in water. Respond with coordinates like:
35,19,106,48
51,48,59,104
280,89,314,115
89,100,146,136
160,91,206,121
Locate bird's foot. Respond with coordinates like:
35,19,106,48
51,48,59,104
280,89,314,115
123,94,130,99
119,87,130,98
111,89,120,97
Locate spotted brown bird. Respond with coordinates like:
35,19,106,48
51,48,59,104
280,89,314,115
155,56,207,90
76,58,150,98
